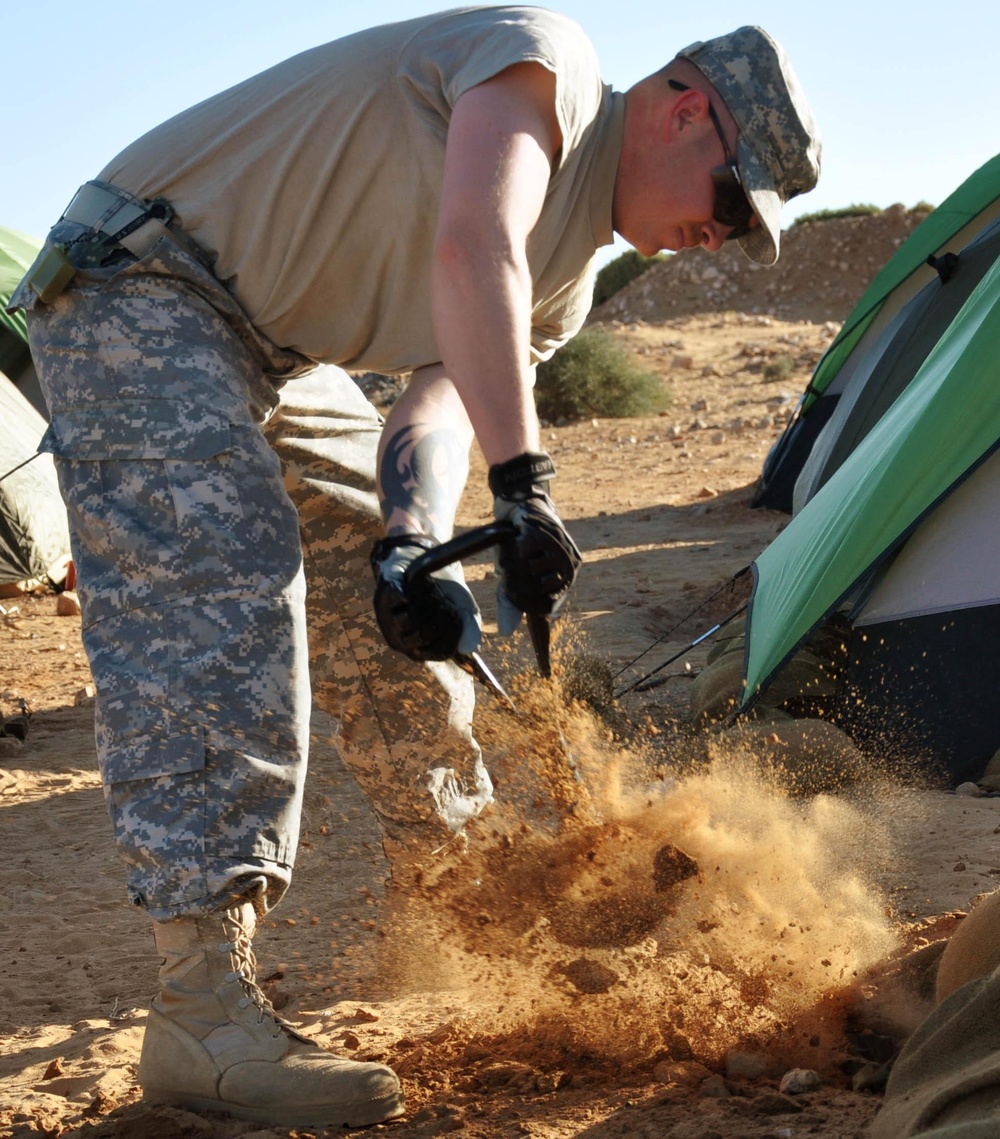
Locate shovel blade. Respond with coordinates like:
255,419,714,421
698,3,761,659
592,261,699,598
526,612,552,678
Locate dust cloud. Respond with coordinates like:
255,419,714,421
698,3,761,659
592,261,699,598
376,652,900,1072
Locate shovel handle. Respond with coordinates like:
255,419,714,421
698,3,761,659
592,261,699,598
403,521,516,586
402,519,554,681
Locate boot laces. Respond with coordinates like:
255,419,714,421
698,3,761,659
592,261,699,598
225,911,277,1028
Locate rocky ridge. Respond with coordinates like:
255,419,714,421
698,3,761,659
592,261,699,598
592,205,931,326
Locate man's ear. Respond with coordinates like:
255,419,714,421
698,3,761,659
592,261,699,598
669,86,710,137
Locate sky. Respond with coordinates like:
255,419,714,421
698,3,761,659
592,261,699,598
4,1,998,268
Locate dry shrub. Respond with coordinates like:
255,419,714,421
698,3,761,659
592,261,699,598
535,327,669,423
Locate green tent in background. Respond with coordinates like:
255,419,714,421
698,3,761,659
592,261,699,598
0,226,41,385
801,156,1000,415
754,155,1000,511
742,221,1000,783
0,226,39,340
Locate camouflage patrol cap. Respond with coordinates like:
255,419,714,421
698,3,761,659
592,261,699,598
677,26,821,265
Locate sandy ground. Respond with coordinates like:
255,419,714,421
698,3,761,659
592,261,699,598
2,305,999,1139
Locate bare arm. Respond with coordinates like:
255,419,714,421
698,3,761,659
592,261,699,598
377,62,560,535
377,363,474,540
430,62,561,466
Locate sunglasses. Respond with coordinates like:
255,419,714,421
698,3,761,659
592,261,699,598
668,79,756,239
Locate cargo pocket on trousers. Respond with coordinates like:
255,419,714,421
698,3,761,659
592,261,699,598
98,691,209,898
41,402,242,620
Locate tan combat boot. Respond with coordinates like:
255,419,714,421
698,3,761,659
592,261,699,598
137,899,404,1128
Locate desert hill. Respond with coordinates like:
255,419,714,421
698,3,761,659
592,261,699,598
592,204,930,325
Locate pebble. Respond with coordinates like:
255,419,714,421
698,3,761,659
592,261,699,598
653,1059,712,1087
748,1092,805,1115
955,782,983,798
74,684,96,706
851,1061,882,1091
724,1050,778,1080
699,1074,731,1098
55,590,81,616
779,1067,821,1094
535,1070,565,1093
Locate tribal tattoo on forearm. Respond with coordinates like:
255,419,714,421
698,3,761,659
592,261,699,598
378,423,470,538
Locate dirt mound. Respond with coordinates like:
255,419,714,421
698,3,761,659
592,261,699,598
376,665,900,1077
593,205,931,325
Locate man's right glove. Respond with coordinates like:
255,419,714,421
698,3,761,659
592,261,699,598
371,535,482,662
489,451,582,635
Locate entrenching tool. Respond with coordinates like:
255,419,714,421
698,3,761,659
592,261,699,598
405,522,585,799
404,521,523,708
404,520,558,691
525,611,552,678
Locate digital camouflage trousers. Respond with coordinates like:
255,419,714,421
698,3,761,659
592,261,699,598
17,220,492,920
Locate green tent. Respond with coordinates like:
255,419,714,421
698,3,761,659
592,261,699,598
804,156,1000,416
0,226,40,381
754,156,1000,511
0,226,39,337
743,231,1000,781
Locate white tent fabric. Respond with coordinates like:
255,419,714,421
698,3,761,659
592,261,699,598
0,370,71,586
856,447,1000,625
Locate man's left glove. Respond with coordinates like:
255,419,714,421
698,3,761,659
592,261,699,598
371,535,483,662
489,451,582,635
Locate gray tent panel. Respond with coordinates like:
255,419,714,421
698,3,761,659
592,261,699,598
0,372,71,585
855,446,1000,626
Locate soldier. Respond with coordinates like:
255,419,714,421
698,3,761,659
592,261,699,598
8,7,820,1128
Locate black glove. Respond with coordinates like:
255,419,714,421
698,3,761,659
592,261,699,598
489,452,582,634
371,535,482,662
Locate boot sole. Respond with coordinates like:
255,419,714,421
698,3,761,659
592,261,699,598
141,1087,406,1128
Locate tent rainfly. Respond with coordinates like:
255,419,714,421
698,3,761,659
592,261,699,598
754,155,1000,513
742,159,1000,784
